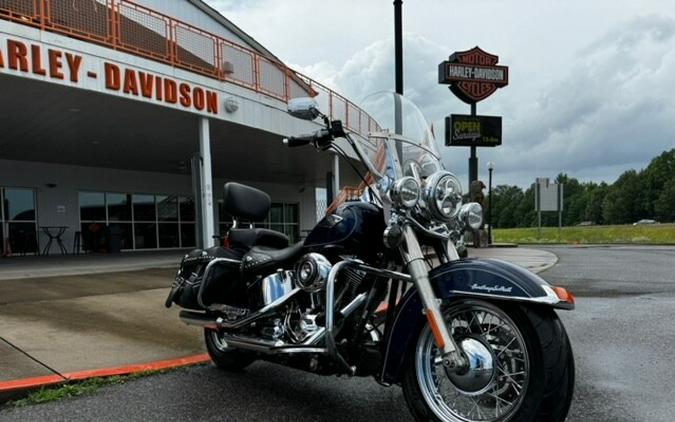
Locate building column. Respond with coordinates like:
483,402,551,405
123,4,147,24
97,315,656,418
332,153,340,196
199,117,215,248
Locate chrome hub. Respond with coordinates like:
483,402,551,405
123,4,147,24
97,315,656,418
446,336,497,396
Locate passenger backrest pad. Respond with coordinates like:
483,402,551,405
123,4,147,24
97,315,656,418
223,182,271,222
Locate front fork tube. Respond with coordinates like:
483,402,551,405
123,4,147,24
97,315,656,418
400,225,467,370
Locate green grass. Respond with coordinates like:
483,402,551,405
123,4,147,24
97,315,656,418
7,369,171,408
493,223,675,245
9,377,125,407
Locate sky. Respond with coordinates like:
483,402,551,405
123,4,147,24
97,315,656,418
206,0,675,188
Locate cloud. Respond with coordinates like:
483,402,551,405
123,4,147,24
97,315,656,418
205,0,270,12
205,0,675,187
293,16,675,187
504,14,675,176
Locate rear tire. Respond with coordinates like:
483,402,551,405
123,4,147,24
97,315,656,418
204,328,256,371
402,299,574,422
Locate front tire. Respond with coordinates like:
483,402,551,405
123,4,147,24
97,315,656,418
402,299,574,422
204,328,256,371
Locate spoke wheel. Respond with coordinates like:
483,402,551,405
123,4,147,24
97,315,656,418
415,301,529,422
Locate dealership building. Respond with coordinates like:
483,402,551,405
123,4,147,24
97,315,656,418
0,0,372,255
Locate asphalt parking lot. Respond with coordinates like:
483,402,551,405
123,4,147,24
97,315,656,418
1,245,673,421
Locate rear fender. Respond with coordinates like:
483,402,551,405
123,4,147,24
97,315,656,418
380,257,572,384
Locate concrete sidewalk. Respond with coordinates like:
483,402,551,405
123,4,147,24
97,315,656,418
469,246,559,273
0,247,557,397
0,250,186,281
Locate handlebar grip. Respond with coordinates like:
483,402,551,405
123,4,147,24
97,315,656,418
283,134,314,147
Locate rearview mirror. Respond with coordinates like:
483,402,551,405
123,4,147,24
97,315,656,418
288,97,321,120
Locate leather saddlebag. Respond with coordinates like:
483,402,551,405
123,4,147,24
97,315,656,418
165,246,246,310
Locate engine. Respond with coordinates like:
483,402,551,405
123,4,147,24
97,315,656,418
294,253,332,293
255,253,366,345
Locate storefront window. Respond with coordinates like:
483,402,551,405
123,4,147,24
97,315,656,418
133,194,156,222
157,195,178,221
159,223,179,248
1,188,38,255
79,191,198,250
270,203,283,224
221,201,300,243
8,222,38,254
107,193,131,221
109,223,133,251
179,196,195,222
5,188,36,221
179,196,196,248
76,192,300,251
180,223,196,248
280,203,300,243
284,203,298,226
79,192,106,221
80,222,106,253
134,222,157,249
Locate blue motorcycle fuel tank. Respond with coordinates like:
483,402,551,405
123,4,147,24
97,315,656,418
305,202,386,258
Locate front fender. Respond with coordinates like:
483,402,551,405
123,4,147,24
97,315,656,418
380,257,572,384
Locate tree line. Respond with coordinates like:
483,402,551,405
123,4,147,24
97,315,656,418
485,149,675,228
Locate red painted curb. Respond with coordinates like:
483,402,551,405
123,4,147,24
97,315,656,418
0,353,210,393
0,374,65,393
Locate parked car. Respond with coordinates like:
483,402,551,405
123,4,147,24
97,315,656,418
633,219,658,225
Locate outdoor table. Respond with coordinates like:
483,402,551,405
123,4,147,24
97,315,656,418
40,226,69,256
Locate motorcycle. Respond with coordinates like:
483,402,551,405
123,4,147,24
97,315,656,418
166,92,575,422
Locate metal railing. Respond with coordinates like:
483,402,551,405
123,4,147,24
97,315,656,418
0,0,376,137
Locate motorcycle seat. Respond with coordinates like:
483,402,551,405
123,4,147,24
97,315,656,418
222,182,271,222
242,242,305,272
228,228,289,250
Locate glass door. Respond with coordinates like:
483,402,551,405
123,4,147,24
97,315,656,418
1,187,38,255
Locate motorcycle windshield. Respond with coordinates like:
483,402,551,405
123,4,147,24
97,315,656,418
357,92,443,208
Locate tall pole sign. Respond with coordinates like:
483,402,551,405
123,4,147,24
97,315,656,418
439,47,508,188
393,0,404,161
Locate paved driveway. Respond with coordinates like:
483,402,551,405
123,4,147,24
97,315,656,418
1,246,673,421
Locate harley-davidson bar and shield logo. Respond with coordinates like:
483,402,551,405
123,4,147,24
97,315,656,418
438,47,509,104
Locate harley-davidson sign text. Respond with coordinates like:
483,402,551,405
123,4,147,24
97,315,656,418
438,46,509,104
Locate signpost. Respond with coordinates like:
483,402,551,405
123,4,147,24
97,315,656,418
445,114,502,147
439,47,509,188
534,178,564,238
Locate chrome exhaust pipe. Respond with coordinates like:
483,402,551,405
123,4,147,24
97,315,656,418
219,334,285,353
180,310,216,327
180,287,368,355
217,333,326,355
179,288,301,329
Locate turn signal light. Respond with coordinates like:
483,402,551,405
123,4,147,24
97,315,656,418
425,310,446,350
552,286,575,305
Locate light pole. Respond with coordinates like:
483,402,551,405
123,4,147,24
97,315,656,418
487,161,494,245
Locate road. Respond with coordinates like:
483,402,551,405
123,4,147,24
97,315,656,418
544,246,675,422
1,245,673,421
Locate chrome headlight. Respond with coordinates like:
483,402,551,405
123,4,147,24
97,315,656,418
459,202,483,230
424,171,463,222
390,176,420,208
